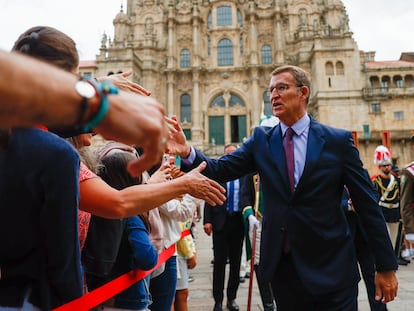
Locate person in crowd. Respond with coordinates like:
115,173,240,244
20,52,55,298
166,64,398,310
0,127,83,310
400,136,414,260
203,145,245,311
0,48,166,177
174,202,198,311
86,151,158,310
147,159,198,311
240,173,276,311
371,146,404,264
341,188,388,311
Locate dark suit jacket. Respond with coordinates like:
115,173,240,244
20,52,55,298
204,180,244,231
183,116,397,295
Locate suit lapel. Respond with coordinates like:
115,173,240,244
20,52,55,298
295,120,325,193
268,125,291,195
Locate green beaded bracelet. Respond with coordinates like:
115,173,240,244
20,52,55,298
83,80,119,132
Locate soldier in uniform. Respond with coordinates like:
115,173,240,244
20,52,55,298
400,136,414,260
371,145,402,262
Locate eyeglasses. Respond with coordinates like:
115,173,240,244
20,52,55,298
267,83,302,96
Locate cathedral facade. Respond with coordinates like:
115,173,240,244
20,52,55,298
83,0,414,174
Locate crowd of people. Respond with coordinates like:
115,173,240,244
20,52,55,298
1,23,413,311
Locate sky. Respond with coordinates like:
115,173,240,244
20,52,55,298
0,0,412,61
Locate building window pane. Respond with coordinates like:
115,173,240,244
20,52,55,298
363,124,371,139
394,111,404,121
207,36,211,56
229,93,244,107
218,38,234,66
210,95,225,107
396,79,404,88
180,49,190,68
217,6,232,26
180,94,191,122
336,61,344,75
325,62,334,75
371,102,381,113
261,44,272,64
263,91,272,115
207,13,212,29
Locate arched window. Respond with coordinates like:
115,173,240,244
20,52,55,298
180,49,190,68
210,94,225,107
325,62,334,75
263,91,272,115
370,76,380,88
394,75,404,88
405,74,414,87
229,93,244,107
336,61,344,75
218,38,234,66
217,6,232,26
237,9,243,27
261,44,272,64
207,13,212,29
180,94,191,122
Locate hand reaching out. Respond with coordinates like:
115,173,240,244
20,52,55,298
147,163,171,184
165,115,192,158
97,71,151,96
181,162,226,206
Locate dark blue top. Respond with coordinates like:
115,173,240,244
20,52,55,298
85,215,157,310
0,128,83,309
114,216,158,309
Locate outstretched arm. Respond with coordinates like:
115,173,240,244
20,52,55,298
0,50,167,176
80,162,226,219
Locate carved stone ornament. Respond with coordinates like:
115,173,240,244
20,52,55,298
176,0,193,14
255,0,273,9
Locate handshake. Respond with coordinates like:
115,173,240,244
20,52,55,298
248,214,260,233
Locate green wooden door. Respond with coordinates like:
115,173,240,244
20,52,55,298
209,116,224,145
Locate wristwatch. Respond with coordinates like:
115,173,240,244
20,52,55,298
74,79,100,126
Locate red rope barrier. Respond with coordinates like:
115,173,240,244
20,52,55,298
54,229,191,311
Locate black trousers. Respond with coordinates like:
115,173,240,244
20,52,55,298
348,212,388,311
212,213,244,303
271,253,358,311
254,264,275,309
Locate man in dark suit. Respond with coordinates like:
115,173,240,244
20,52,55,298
168,65,398,311
204,144,245,311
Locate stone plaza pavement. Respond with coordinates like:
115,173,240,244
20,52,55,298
187,220,414,311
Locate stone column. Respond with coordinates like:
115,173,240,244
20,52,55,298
250,67,260,126
192,70,203,142
167,72,175,116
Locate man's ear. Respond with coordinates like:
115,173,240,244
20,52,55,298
299,85,310,102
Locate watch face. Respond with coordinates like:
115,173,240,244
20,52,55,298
75,81,96,99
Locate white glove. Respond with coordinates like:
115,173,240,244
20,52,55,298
248,215,260,233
